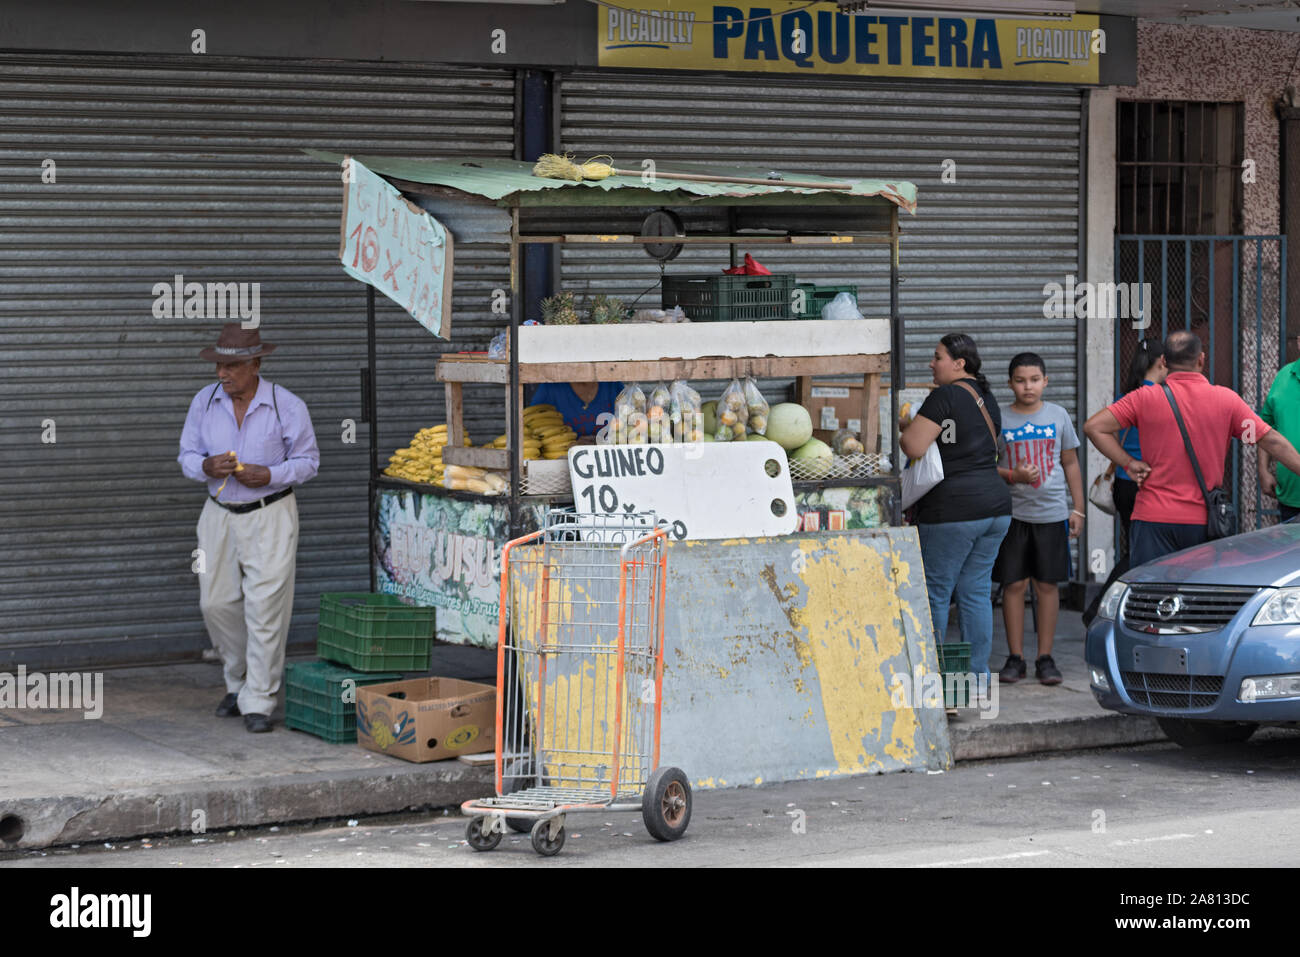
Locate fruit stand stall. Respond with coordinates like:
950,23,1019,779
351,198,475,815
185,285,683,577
313,152,953,781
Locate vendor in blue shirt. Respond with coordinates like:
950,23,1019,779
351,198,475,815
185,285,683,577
528,381,623,438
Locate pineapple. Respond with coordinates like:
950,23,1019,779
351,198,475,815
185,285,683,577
588,293,627,325
540,291,579,325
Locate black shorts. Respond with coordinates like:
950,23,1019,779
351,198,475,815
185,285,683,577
993,518,1071,584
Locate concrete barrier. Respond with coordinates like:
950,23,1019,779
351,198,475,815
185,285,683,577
508,528,950,792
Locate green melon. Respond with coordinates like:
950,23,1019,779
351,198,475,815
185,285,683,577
766,403,813,451
701,400,718,435
790,437,833,478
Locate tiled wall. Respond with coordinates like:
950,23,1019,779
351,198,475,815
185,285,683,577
1117,21,1300,234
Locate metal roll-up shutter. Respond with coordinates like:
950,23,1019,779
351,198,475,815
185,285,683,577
558,72,1081,415
0,53,514,669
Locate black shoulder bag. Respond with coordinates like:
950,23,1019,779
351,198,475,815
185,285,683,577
1162,383,1237,540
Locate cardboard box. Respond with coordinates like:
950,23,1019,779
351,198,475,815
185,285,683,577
355,676,495,763
798,380,866,437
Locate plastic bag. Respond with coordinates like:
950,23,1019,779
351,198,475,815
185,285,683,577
715,378,749,441
742,376,770,435
647,382,672,443
488,329,508,359
722,253,772,276
821,291,863,321
670,379,703,443
901,442,944,509
613,383,647,444
629,305,688,324
831,427,865,455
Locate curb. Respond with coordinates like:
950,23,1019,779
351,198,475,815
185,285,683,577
1,763,494,851
950,714,1166,762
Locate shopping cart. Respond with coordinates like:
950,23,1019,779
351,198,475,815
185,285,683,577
461,511,690,857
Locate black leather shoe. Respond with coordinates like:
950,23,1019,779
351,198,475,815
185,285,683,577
243,713,271,733
215,693,240,717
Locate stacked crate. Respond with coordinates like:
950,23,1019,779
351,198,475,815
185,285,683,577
285,593,436,743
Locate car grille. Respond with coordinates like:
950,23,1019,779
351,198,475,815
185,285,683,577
1121,584,1259,634
1120,671,1224,710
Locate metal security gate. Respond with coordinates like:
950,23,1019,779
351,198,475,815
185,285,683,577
556,71,1083,418
1115,235,1288,531
0,53,515,669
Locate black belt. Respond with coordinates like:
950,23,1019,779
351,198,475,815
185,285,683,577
211,487,293,514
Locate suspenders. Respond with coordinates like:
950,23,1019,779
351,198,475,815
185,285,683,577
205,381,283,428
205,382,289,454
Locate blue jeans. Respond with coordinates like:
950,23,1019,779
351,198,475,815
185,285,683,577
918,515,1011,678
1129,519,1206,567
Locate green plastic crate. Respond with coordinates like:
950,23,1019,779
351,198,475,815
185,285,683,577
661,273,797,322
793,283,859,319
317,592,435,672
284,659,403,744
936,641,973,709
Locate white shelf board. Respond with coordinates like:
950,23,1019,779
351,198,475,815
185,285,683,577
518,319,890,366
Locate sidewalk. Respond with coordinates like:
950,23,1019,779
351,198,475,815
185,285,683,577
0,610,1161,851
944,608,1163,761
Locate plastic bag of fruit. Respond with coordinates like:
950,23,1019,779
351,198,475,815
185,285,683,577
714,378,749,442
612,384,647,445
831,427,865,455
742,376,770,435
670,379,703,443
647,381,672,443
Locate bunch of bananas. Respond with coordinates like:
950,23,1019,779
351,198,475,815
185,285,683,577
488,404,577,460
524,404,577,459
445,464,509,495
383,425,465,486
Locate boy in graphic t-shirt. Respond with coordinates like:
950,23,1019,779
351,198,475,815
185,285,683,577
992,353,1085,686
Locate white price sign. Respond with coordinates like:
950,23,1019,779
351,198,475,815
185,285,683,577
567,442,798,540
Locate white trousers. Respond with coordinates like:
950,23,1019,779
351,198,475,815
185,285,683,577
196,494,299,716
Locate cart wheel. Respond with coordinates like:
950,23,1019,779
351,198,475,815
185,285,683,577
642,766,691,842
530,818,566,857
506,817,532,834
465,816,501,852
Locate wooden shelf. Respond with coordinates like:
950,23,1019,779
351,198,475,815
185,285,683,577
435,320,893,467
442,446,509,469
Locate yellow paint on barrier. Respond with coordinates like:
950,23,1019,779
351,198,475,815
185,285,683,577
786,536,923,774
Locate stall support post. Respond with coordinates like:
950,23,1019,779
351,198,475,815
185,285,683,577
508,214,522,537
366,284,378,592
889,207,903,526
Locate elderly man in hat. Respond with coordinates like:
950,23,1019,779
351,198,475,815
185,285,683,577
178,324,320,733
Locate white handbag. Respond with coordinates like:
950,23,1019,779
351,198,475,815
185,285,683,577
901,442,945,509
1088,462,1118,516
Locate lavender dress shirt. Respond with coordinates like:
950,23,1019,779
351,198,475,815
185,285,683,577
178,377,320,503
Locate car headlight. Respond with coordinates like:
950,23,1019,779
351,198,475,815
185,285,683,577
1251,588,1300,626
1097,581,1127,621
1239,675,1300,701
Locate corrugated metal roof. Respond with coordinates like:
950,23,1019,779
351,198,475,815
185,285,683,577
304,149,917,212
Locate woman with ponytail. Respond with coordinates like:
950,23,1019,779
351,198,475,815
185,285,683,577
900,333,1012,682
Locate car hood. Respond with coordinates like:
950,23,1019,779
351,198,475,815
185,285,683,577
1125,521,1300,588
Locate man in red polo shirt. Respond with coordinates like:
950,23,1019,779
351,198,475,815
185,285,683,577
1084,330,1300,566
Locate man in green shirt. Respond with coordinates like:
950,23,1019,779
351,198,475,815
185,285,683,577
1259,337,1300,521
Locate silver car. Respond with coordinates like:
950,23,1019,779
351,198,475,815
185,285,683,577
1086,520,1300,748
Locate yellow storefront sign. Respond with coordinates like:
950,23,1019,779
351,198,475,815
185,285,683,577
599,1,1102,84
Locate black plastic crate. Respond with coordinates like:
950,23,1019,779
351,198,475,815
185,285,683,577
661,273,797,322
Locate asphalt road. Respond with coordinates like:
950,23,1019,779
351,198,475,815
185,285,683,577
5,734,1300,869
